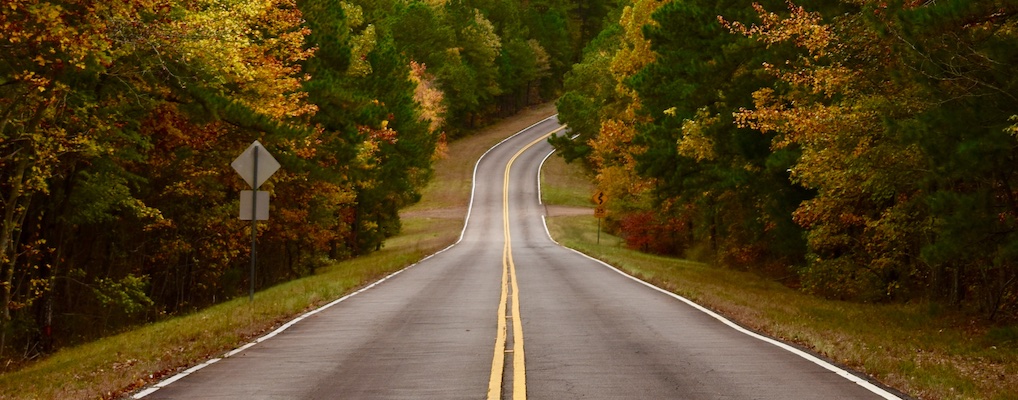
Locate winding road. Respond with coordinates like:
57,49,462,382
136,116,903,399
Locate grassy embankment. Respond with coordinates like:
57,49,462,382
0,104,558,400
7,105,1014,400
540,152,1018,400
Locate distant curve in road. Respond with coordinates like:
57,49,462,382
135,116,904,400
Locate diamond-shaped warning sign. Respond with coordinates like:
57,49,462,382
231,140,280,189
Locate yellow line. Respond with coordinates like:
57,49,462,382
486,241,509,399
487,127,564,400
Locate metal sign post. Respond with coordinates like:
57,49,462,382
592,191,608,245
232,141,280,302
249,148,257,302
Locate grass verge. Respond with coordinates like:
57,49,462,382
0,103,558,400
541,153,1018,400
539,151,595,208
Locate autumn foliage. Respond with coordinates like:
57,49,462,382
557,0,1018,320
0,0,595,363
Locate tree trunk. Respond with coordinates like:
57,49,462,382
1,159,29,324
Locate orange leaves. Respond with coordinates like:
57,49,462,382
3,0,316,121
590,119,639,171
167,0,314,119
611,0,664,91
589,118,650,205
723,2,862,100
722,1,835,57
730,2,900,184
583,0,664,211
677,107,719,162
1,0,122,73
410,61,447,135
726,1,935,300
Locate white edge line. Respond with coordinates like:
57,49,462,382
136,213,456,398
460,114,558,243
536,149,556,205
131,387,160,398
134,266,415,398
537,185,902,400
135,113,560,399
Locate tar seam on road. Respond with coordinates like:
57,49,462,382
132,262,419,399
134,116,560,399
462,115,560,244
487,126,564,400
488,130,550,399
538,211,905,398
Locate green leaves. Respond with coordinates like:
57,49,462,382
92,275,155,316
0,0,613,364
561,0,1018,318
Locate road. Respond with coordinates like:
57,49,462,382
137,116,901,399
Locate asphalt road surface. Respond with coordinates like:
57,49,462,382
137,117,902,399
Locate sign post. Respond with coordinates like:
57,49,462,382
232,141,280,302
592,191,608,245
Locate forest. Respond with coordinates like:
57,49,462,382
5,0,1017,371
555,0,1018,322
0,0,613,362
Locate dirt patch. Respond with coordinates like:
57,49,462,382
545,205,593,217
405,102,558,216
402,103,560,230
400,208,466,220
402,206,593,220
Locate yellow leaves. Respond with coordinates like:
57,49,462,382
582,1,665,209
2,1,99,69
410,61,447,137
589,118,651,206
340,2,375,77
723,2,834,58
351,141,380,191
159,0,313,118
596,164,648,206
590,119,636,169
353,124,399,174
677,108,719,162
2,0,313,123
348,24,377,77
340,1,364,28
611,0,663,96
528,39,552,79
735,88,782,132
462,8,501,64
1007,115,1018,137
43,4,61,20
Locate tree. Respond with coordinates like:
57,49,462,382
552,20,623,163
724,1,929,299
884,0,1018,317
612,0,809,270
438,1,503,131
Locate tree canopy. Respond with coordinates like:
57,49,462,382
0,0,603,361
556,0,1018,320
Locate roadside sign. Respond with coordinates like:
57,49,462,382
239,191,270,221
592,190,607,206
231,140,280,189
231,140,281,302
594,206,607,219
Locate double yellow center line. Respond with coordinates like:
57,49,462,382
487,127,563,400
